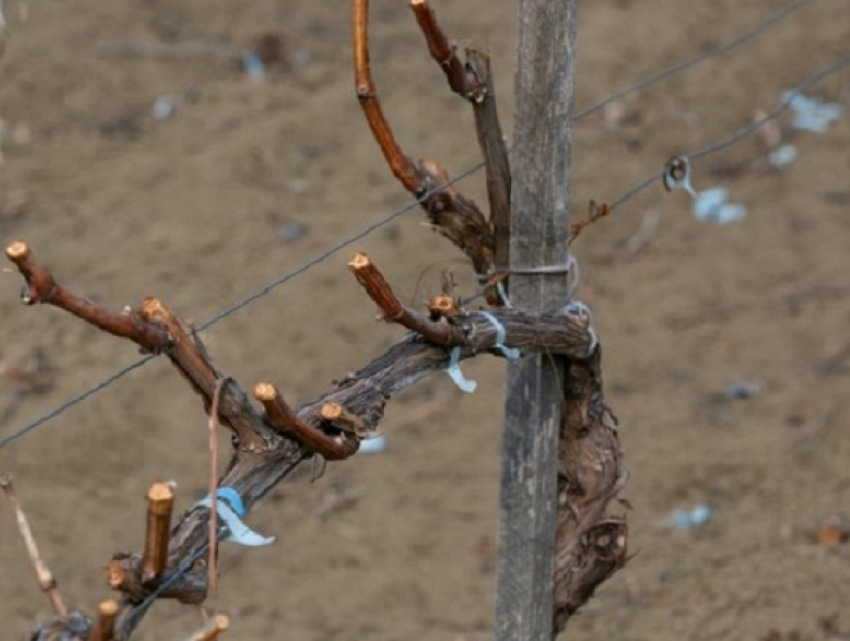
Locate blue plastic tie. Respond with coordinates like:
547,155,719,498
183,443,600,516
197,488,274,547
479,311,521,360
213,487,245,516
358,434,387,453
241,51,266,80
446,346,477,393
495,280,513,309
784,91,844,133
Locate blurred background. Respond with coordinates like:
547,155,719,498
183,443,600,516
0,0,848,638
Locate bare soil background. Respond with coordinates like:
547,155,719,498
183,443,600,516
1,0,849,639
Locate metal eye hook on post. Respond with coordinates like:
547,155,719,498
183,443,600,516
663,156,698,197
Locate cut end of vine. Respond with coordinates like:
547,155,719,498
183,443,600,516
5,240,29,263
252,381,278,402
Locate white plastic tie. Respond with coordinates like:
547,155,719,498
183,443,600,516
446,346,477,393
560,301,598,357
784,91,844,133
479,311,521,360
767,144,798,168
358,434,387,453
495,280,513,308
197,488,275,547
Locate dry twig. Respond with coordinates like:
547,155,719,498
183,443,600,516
0,472,67,617
570,200,611,244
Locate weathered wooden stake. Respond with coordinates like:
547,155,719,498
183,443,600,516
496,0,577,639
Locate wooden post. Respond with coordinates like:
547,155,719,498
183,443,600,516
495,0,577,639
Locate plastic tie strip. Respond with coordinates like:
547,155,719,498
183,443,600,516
446,346,477,393
560,301,598,357
495,280,513,309
784,91,844,133
196,487,275,547
478,311,521,360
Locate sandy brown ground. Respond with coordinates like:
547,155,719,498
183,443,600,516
1,0,849,639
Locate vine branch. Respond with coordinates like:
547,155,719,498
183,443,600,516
348,251,465,346
8,241,601,639
9,2,627,638
408,0,511,275
352,0,495,281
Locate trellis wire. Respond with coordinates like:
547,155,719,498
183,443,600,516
607,51,850,211
574,0,813,120
0,356,155,450
0,0,833,451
